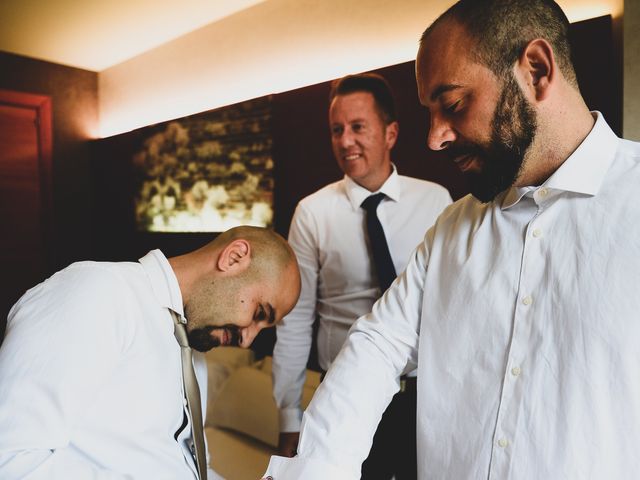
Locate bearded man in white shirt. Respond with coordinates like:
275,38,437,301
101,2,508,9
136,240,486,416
263,0,640,479
0,226,300,480
271,73,451,479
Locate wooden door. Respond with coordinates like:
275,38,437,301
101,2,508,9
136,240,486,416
0,90,52,340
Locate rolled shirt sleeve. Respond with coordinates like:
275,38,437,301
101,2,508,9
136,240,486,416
272,203,319,432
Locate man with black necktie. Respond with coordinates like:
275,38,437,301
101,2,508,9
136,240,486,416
0,226,300,480
272,73,451,479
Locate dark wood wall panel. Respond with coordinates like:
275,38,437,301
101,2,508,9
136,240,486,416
0,52,98,268
0,52,98,339
570,15,621,134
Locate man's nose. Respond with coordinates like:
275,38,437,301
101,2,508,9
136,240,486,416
239,323,265,348
338,129,356,148
427,113,456,151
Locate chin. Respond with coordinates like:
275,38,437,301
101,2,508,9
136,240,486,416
187,326,221,352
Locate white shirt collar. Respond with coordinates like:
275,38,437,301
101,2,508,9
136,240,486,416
502,111,618,209
139,249,185,319
343,163,401,211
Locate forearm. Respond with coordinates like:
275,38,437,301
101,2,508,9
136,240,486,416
263,338,402,479
273,202,319,432
272,315,314,432
298,326,404,467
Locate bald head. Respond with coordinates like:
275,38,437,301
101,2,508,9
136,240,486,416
171,226,300,351
210,225,298,281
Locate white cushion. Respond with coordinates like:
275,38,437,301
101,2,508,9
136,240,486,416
205,346,255,371
206,426,275,480
209,365,278,446
207,356,321,447
204,347,255,423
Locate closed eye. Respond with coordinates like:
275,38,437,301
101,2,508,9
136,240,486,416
445,100,461,114
254,304,266,321
254,304,276,324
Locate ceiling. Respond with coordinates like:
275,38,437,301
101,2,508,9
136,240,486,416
0,0,624,74
0,0,266,71
0,0,624,137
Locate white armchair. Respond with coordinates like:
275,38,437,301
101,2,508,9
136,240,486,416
204,347,320,480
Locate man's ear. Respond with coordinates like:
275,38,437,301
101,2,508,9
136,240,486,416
385,121,399,150
516,38,555,102
217,239,251,273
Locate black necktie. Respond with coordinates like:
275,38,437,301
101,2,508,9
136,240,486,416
361,193,397,292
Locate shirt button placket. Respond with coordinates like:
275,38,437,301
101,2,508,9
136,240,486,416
490,206,539,479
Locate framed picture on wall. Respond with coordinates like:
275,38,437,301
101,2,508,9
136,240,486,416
132,96,273,232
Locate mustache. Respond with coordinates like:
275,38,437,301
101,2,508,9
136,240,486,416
444,141,486,161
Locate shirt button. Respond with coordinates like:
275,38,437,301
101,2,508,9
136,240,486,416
498,438,509,448
522,295,533,306
532,228,542,238
511,366,521,376
538,187,549,198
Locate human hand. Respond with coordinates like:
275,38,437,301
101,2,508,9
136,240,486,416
277,431,300,457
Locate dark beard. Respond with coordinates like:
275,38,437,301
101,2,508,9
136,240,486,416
187,325,241,352
462,74,537,203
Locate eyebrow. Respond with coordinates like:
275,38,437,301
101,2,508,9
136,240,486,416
331,118,367,126
430,84,464,102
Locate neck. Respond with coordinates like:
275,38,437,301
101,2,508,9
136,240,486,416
168,254,196,306
517,93,594,187
355,163,393,192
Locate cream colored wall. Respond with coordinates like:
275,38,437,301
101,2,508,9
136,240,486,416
98,0,624,138
624,0,640,140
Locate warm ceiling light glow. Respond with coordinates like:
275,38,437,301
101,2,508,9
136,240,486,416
0,0,266,71
563,3,622,22
99,45,417,138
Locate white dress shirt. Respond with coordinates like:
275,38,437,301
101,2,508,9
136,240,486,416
272,166,451,432
264,113,640,479
0,250,216,480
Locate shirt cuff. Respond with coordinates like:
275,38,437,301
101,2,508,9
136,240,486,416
279,408,303,432
262,455,358,480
